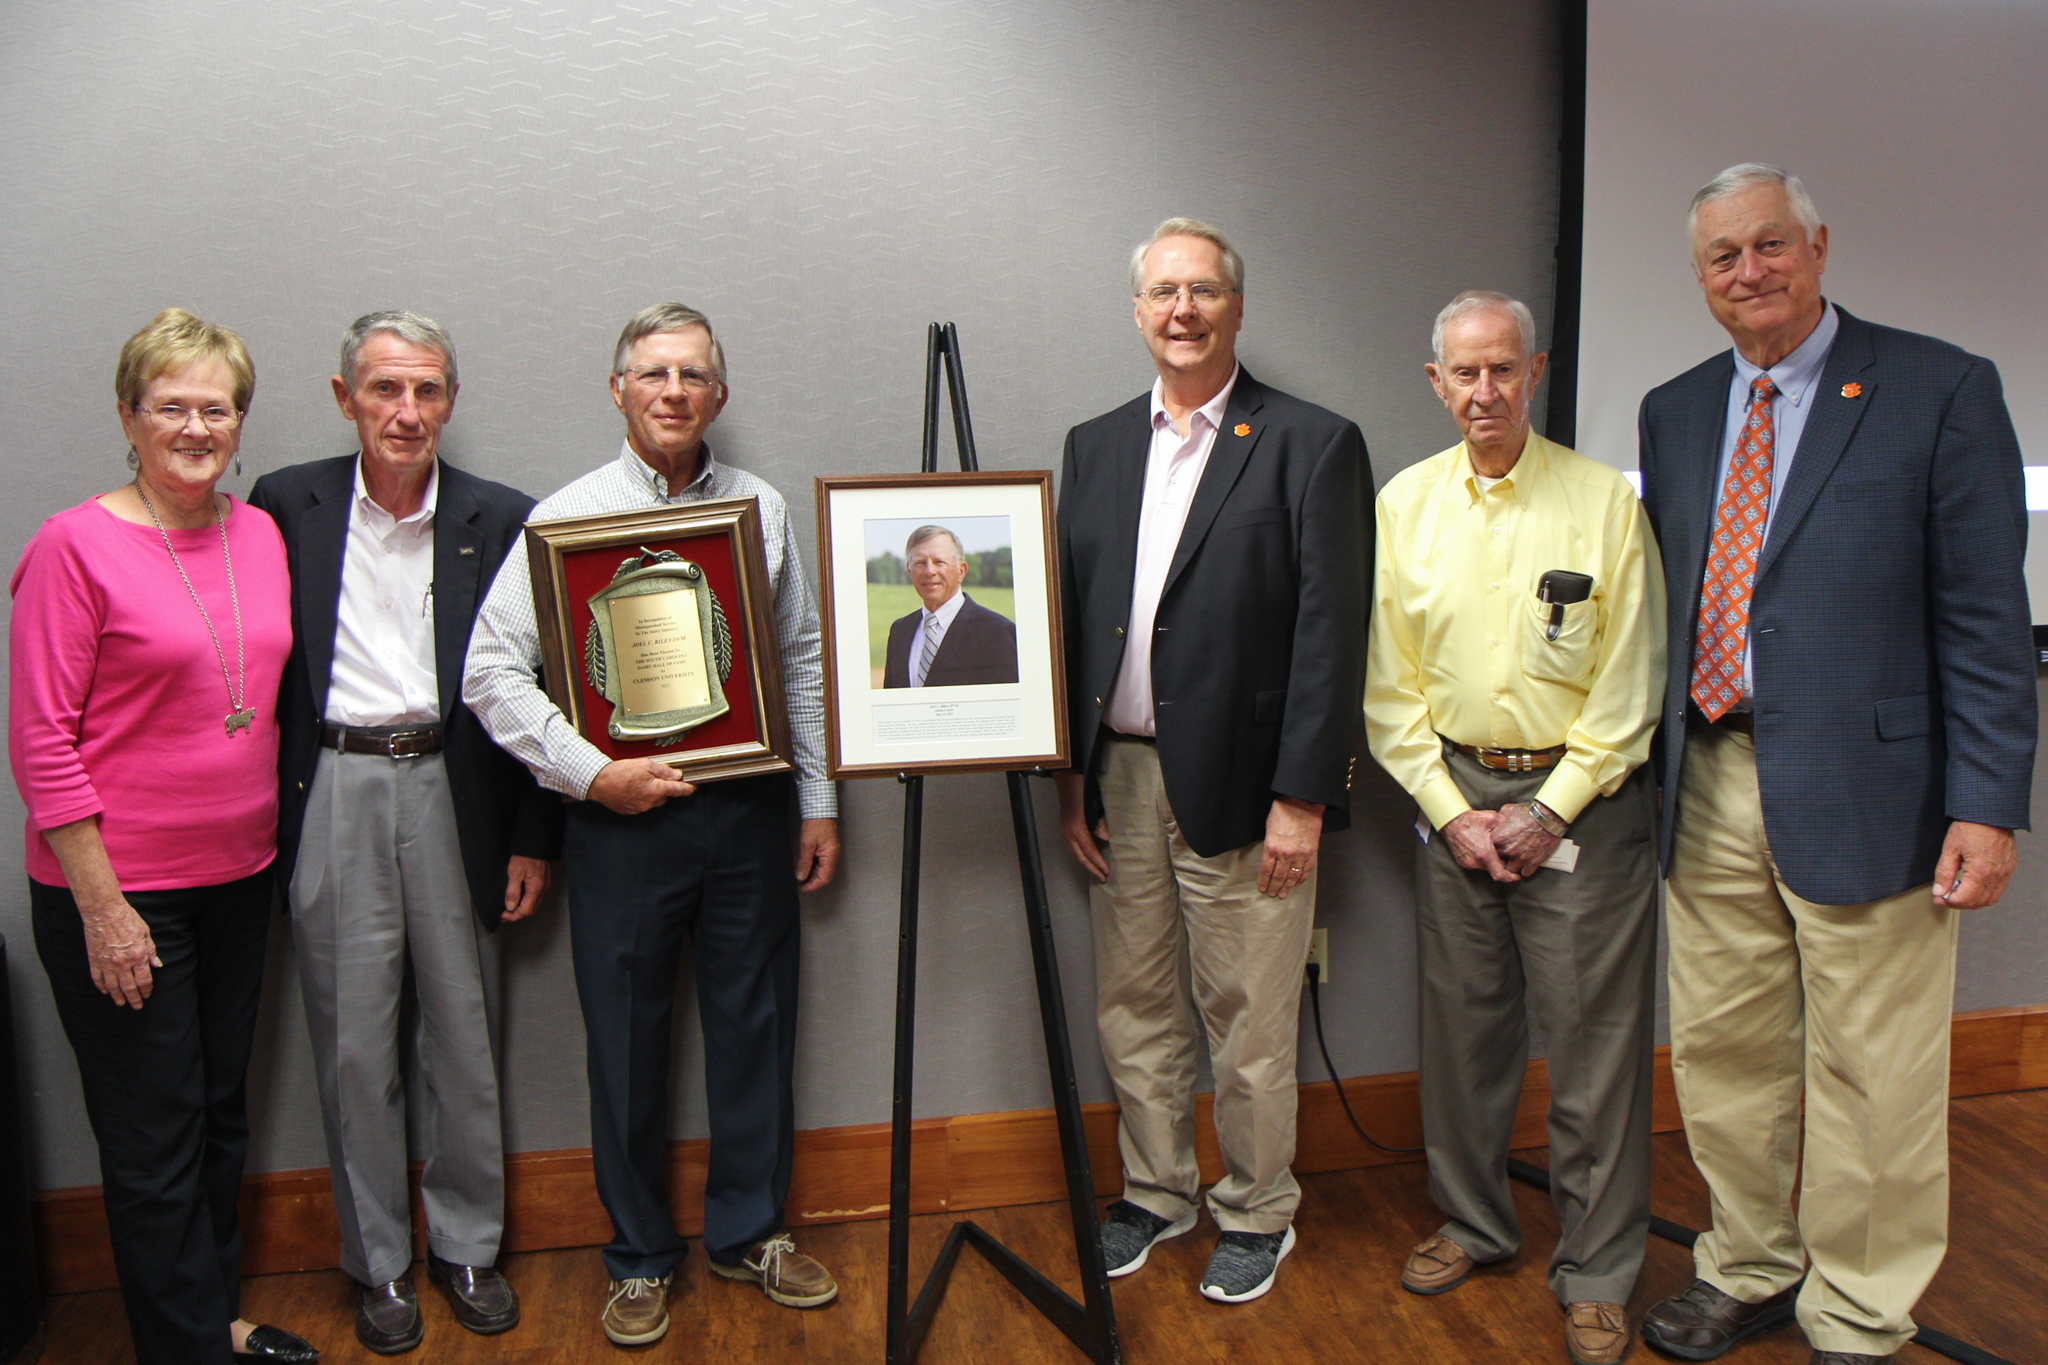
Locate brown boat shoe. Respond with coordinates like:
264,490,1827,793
1400,1232,1476,1295
601,1275,671,1347
709,1232,839,1308
1566,1300,1631,1365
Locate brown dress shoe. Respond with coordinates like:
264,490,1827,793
427,1252,520,1335
1400,1232,1476,1295
1640,1278,1799,1360
1566,1301,1630,1365
709,1232,839,1307
355,1275,423,1355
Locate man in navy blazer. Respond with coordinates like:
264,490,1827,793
880,525,1018,687
1054,219,1369,1305
1635,167,2033,1365
249,312,560,1352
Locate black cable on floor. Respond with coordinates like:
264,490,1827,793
1503,1159,2016,1365
1305,964,1422,1155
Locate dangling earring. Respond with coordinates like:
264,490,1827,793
126,446,138,472
235,454,243,476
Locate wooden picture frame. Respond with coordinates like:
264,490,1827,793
524,496,793,783
815,470,1068,778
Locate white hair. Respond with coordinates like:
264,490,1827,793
1687,163,1823,242
1128,217,1245,294
340,310,456,388
1430,290,1537,365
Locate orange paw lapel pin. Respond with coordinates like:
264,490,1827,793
1841,382,1863,399
1234,423,1251,437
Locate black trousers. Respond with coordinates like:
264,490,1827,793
564,775,800,1282
31,869,273,1365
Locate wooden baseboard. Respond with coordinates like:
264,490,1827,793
33,1004,2045,1296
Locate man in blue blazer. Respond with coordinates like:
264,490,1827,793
880,524,1018,687
249,312,561,1353
1635,167,2034,1365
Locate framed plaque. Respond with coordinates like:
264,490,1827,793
525,497,793,783
816,470,1068,778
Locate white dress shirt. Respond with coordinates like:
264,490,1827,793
326,457,440,726
1103,366,1240,736
909,588,967,687
463,442,835,818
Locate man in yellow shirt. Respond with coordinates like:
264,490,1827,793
1365,291,1666,1365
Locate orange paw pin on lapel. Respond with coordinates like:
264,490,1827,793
1234,423,1251,437
1841,382,1863,399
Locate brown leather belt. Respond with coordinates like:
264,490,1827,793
319,722,444,758
1443,739,1567,773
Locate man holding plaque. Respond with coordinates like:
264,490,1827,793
1055,218,1370,1304
463,303,840,1349
249,311,561,1351
1365,291,1663,1365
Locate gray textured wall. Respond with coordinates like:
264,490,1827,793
0,0,1564,1189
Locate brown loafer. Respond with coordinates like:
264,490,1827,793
354,1275,423,1355
1566,1301,1630,1365
1640,1278,1799,1360
426,1252,520,1335
1400,1232,1476,1295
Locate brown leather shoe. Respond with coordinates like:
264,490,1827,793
602,1276,671,1347
1566,1301,1630,1365
426,1252,520,1335
1640,1278,1799,1360
355,1275,423,1355
1400,1232,1476,1295
709,1232,839,1307
1809,1353,1893,1363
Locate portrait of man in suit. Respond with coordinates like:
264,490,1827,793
1635,165,2034,1365
880,523,1018,688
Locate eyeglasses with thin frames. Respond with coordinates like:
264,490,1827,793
619,366,722,393
1138,282,1235,312
133,404,243,430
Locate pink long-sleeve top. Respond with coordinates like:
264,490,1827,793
9,496,293,890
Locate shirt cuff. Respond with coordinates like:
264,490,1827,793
1415,774,1472,832
561,745,613,802
1534,765,1599,825
797,779,837,821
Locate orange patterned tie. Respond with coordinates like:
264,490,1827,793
1691,377,1777,721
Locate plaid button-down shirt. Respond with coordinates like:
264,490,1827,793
463,441,835,818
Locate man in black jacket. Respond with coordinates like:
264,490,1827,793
249,311,560,1354
1054,218,1370,1305
880,524,1018,688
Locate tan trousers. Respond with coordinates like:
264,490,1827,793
1668,725,1958,1357
1089,734,1316,1234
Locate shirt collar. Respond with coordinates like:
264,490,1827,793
1732,300,1838,410
351,455,439,527
618,439,720,501
1148,364,1240,435
1459,428,1546,504
922,588,969,631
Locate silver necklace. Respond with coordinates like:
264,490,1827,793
133,480,255,737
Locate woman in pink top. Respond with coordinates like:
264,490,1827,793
8,310,317,1365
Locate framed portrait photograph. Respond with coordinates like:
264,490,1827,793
524,496,794,783
816,471,1068,778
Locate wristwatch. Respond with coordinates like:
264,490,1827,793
1527,799,1571,838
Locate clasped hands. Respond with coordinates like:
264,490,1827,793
1442,802,1560,882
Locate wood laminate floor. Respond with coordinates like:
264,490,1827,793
35,1089,2047,1364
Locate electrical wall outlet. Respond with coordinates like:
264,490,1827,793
1305,927,1329,985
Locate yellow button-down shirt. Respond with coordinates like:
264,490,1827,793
1365,432,1665,828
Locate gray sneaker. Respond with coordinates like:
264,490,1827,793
1199,1225,1296,1303
1097,1199,1198,1278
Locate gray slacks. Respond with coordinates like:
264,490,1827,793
1416,751,1656,1306
290,748,504,1286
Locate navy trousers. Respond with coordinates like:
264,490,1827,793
564,775,800,1281
32,869,272,1365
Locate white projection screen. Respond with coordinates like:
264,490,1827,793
1576,0,2048,617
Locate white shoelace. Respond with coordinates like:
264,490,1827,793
607,1276,665,1310
750,1232,798,1286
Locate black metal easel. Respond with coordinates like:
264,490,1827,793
883,323,1121,1365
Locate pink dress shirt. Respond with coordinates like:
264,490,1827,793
9,496,292,889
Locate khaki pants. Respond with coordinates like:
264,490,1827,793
1668,724,1957,1357
1089,733,1315,1234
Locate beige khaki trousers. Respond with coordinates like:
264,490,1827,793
1667,724,1958,1357
1089,734,1315,1234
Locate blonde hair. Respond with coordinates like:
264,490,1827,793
115,308,255,412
